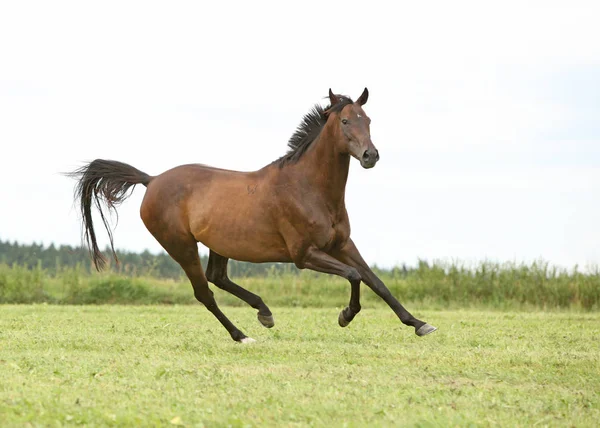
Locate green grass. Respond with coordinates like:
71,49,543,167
1,305,599,426
1,261,599,310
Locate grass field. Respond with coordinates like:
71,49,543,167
2,261,599,310
1,305,599,426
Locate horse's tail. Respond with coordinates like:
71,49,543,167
67,159,153,270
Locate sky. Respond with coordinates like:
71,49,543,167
1,1,599,270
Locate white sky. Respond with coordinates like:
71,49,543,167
1,1,599,270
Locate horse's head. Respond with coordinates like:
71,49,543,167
327,88,379,169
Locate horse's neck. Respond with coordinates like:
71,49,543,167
299,126,350,209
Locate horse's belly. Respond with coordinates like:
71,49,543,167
192,217,291,263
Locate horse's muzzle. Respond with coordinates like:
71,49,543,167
360,149,379,169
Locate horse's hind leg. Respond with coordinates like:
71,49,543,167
206,251,274,328
155,235,253,343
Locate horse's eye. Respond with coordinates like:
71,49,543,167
341,119,348,125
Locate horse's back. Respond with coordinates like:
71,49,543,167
141,163,260,222
140,163,291,262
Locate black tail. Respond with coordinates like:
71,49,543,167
67,159,153,270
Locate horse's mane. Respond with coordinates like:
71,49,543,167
275,95,354,167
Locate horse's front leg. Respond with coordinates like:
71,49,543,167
334,239,437,336
337,274,361,327
292,246,363,325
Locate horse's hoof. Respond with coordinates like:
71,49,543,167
338,310,350,328
258,313,274,328
240,337,256,344
415,323,437,337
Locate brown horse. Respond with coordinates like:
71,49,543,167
69,88,437,342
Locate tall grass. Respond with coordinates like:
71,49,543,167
0,261,598,310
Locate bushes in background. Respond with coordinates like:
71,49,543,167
0,261,598,310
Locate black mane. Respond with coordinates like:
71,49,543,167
275,95,354,167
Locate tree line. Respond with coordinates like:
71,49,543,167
0,238,406,279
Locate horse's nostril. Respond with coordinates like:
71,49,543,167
362,150,378,163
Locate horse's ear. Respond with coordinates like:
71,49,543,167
356,87,369,106
328,88,339,106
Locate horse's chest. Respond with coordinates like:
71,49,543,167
313,220,350,251
331,222,350,247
